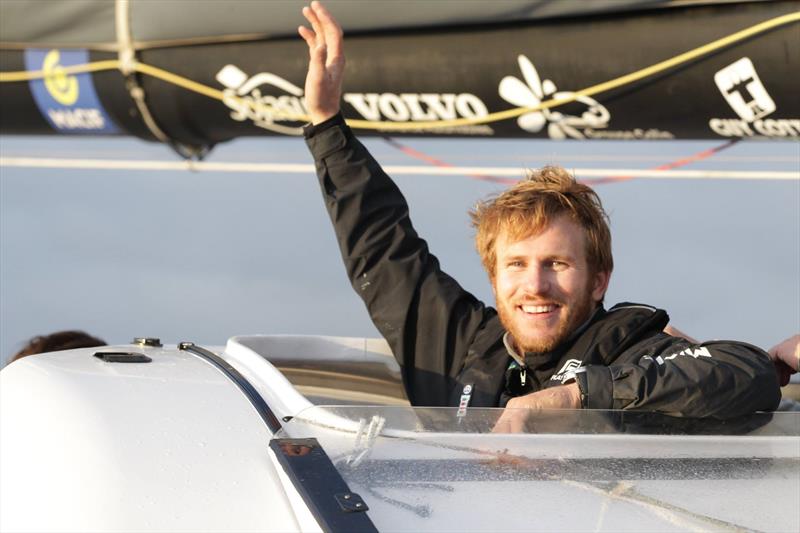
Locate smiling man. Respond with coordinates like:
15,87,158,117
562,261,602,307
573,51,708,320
298,1,780,419
475,172,612,357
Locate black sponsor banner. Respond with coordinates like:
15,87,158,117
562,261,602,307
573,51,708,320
1,1,798,145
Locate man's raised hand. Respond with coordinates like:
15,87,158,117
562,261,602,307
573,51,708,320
298,1,345,124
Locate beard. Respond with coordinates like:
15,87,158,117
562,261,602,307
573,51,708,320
496,287,596,355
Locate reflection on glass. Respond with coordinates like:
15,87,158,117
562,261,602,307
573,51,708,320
276,408,799,532
277,442,314,457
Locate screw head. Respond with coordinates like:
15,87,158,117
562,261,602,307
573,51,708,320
133,337,162,347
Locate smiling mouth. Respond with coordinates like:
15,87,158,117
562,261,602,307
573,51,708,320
519,303,560,315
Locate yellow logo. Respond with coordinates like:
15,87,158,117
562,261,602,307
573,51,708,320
43,50,79,106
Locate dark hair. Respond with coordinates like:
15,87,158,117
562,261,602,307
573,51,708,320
11,330,106,362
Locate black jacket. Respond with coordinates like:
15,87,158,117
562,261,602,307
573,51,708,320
305,114,780,419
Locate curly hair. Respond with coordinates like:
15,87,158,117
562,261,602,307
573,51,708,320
470,165,613,280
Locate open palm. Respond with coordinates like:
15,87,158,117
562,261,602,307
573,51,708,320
298,1,345,124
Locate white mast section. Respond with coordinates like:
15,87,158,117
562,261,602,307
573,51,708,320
1,156,797,181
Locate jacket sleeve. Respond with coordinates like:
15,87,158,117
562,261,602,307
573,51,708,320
304,114,490,406
576,335,781,419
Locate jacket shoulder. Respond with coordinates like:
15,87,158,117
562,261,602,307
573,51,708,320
576,302,670,365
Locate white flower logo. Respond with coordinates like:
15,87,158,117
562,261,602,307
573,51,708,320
499,55,610,139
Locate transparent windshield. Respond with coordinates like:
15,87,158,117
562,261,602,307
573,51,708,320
277,407,799,532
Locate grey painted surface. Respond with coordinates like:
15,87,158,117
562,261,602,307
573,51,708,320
0,0,670,46
1,135,798,365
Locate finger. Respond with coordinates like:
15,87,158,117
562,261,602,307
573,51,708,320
299,25,326,75
300,6,316,37
311,1,343,60
303,5,326,48
298,26,316,49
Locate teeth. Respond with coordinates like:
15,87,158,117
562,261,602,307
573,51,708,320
521,304,557,314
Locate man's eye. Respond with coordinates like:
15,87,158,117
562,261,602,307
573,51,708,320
507,260,524,268
548,261,568,270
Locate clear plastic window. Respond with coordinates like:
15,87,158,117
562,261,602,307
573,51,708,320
278,407,799,532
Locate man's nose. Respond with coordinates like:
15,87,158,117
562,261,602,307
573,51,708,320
523,266,551,295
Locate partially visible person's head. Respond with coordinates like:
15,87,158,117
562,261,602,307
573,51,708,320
470,166,613,353
11,330,106,363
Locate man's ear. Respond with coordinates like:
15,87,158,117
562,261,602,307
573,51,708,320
591,270,611,303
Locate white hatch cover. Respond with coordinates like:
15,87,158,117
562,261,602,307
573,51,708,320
0,345,304,532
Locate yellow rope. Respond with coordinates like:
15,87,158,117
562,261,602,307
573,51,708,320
0,59,121,82
1,11,797,131
132,62,225,101
346,10,800,130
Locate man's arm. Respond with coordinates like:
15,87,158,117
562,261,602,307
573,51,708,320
665,326,797,387
299,2,491,406
497,317,782,421
573,336,781,418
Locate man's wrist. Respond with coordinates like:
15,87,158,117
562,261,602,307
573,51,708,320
303,112,346,138
563,368,588,408
310,107,341,124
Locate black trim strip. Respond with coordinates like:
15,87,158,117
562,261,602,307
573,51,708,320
94,351,152,363
270,438,378,533
178,341,282,434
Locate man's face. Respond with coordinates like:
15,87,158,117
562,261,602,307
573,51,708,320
492,215,609,354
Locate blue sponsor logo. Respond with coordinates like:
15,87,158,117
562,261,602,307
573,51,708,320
24,49,119,134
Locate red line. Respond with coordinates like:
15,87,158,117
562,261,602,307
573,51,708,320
382,137,516,185
381,137,742,187
584,139,741,185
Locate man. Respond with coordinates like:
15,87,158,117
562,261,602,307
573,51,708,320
298,2,781,419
